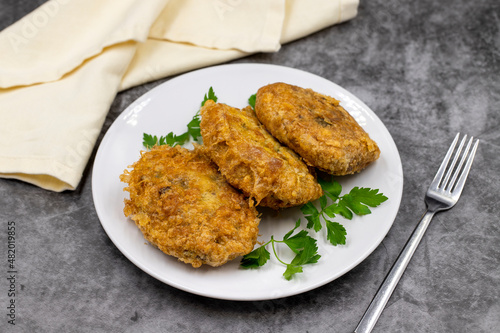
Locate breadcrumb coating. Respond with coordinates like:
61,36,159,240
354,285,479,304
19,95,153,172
120,144,260,268
255,82,380,175
200,100,323,209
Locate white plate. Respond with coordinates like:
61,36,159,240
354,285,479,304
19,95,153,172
92,64,403,301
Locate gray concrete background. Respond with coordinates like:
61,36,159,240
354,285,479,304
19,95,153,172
0,0,499,332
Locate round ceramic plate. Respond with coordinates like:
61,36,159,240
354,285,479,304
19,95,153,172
92,64,403,301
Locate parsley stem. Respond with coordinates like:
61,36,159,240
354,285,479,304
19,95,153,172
270,237,288,266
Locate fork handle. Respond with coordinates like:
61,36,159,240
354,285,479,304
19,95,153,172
354,210,436,333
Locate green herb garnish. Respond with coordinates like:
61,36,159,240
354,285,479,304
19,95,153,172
241,219,321,280
301,177,388,246
241,178,387,279
248,94,256,109
202,86,218,106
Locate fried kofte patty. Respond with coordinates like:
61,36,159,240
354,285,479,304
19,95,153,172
200,100,323,209
255,82,380,175
120,144,260,268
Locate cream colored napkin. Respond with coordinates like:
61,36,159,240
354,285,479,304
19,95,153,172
0,0,359,191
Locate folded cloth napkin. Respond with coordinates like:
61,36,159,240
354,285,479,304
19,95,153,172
0,0,359,192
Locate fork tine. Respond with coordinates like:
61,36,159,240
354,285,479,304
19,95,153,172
432,133,460,187
451,137,479,196
446,136,473,191
442,134,467,190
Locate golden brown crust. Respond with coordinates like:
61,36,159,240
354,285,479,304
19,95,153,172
200,100,323,209
120,144,260,268
255,82,380,175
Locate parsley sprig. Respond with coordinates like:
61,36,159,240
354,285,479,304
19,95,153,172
248,94,256,109
241,219,321,280
301,177,388,246
142,87,218,149
241,177,388,279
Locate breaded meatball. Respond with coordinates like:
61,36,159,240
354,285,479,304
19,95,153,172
200,100,323,209
255,82,380,175
120,144,260,268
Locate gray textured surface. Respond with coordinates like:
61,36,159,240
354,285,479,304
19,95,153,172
1,0,499,332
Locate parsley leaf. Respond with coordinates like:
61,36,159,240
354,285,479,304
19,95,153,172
142,133,159,149
300,201,319,216
301,178,387,247
248,94,256,109
326,221,347,246
345,187,388,208
324,201,352,220
283,230,321,280
341,193,372,215
283,265,303,280
300,202,322,232
142,87,217,149
284,229,314,254
240,219,321,280
186,113,201,142
202,86,218,106
240,245,270,268
289,236,321,266
283,218,301,240
318,177,342,200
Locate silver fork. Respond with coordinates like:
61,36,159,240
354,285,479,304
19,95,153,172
354,133,479,333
